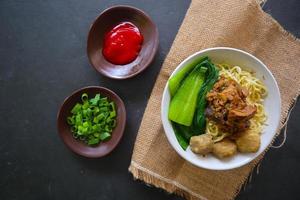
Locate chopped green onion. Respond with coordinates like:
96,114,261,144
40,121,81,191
88,138,100,145
99,132,111,141
90,94,100,105
81,93,88,102
71,103,81,114
67,93,117,146
110,111,116,118
67,117,74,125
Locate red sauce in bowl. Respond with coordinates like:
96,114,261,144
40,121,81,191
102,22,143,65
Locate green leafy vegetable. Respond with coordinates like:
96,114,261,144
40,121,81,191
67,93,117,146
168,56,208,97
192,60,219,134
81,93,88,102
168,57,219,150
172,122,189,150
168,62,207,126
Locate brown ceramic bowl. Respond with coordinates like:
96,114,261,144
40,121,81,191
57,86,126,158
87,5,159,79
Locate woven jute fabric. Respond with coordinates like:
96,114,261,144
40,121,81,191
129,0,300,199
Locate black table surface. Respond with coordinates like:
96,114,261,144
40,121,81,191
1,0,299,200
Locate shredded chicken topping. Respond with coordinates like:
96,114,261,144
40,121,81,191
206,76,256,134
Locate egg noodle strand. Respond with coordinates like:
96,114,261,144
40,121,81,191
206,64,267,142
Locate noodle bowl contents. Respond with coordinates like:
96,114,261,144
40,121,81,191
168,57,267,159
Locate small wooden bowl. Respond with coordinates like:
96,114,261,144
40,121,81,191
87,5,159,79
57,86,126,158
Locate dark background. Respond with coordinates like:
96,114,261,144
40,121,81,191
0,0,299,199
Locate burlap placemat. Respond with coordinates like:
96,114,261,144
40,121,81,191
129,0,300,199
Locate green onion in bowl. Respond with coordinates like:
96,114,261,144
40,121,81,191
67,93,117,146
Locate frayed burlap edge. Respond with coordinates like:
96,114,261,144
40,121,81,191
128,0,300,200
129,161,207,200
231,1,300,198
257,0,267,5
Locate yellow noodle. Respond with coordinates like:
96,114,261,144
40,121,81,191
206,64,267,142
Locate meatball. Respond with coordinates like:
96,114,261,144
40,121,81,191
212,139,237,158
236,131,260,153
190,134,213,155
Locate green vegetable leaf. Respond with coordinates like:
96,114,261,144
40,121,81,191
168,56,208,96
172,123,189,150
168,57,219,150
168,63,207,126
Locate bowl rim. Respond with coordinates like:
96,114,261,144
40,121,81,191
86,5,159,79
57,86,126,158
161,47,281,170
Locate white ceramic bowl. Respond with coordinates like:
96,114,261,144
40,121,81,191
161,47,281,170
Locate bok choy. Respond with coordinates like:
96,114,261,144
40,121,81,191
168,57,219,150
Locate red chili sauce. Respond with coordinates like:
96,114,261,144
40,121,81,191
102,22,144,65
